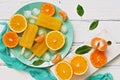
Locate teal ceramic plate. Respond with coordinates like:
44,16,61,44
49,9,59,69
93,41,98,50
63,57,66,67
10,2,74,68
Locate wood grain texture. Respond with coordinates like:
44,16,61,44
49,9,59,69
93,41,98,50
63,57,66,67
0,66,34,80
0,0,120,20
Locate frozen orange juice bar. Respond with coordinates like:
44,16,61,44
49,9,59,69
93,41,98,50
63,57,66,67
32,39,48,57
28,39,48,60
19,24,38,55
36,13,62,30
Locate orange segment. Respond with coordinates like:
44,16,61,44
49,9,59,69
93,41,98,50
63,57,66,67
35,34,45,43
52,53,61,63
59,10,67,21
41,3,55,16
2,32,19,48
91,37,108,51
70,55,88,75
9,14,27,33
90,49,107,68
46,31,65,51
55,61,73,80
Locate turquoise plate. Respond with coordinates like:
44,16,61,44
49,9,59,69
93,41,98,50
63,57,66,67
10,2,74,68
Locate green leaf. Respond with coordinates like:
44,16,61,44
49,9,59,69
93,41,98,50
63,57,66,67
75,45,92,54
89,20,99,30
77,4,84,17
32,60,44,66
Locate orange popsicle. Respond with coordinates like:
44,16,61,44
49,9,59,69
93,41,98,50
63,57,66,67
28,39,48,60
36,13,62,30
19,24,38,55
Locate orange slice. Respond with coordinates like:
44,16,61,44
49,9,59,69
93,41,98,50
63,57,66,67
55,61,73,80
2,32,19,48
9,14,27,33
70,55,88,75
91,37,108,51
46,31,65,51
90,49,107,68
41,3,55,16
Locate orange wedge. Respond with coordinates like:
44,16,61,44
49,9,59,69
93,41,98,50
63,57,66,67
91,37,108,51
35,34,45,43
2,32,19,48
90,49,107,68
55,61,73,80
41,3,55,16
46,31,65,51
59,10,67,21
70,55,88,75
9,14,27,33
52,53,61,63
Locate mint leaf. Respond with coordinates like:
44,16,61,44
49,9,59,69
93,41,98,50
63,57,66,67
89,20,99,30
75,45,92,54
32,60,44,66
77,4,84,17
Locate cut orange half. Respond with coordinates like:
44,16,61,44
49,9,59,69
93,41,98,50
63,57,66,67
41,3,55,16
70,55,88,75
91,37,108,51
46,31,65,51
55,61,73,80
9,14,27,33
2,32,19,48
90,49,107,68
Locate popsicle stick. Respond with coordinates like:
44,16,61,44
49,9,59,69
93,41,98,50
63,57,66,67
30,15,37,19
21,47,25,55
28,54,35,60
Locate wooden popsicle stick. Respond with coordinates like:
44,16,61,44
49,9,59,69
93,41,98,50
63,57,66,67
30,15,37,19
21,47,25,55
28,54,35,60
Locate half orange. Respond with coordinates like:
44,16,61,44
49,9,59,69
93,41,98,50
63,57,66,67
9,14,27,33
70,55,88,75
55,60,73,80
46,31,65,51
90,49,107,68
2,32,19,48
41,3,55,16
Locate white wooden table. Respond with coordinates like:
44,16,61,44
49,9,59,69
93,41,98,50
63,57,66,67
0,0,120,80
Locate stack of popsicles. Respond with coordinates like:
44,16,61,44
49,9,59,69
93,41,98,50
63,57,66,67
19,24,48,60
19,3,63,60
19,14,62,60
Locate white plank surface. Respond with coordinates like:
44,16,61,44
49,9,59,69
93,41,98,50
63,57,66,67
0,66,34,80
0,0,120,20
0,0,120,80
